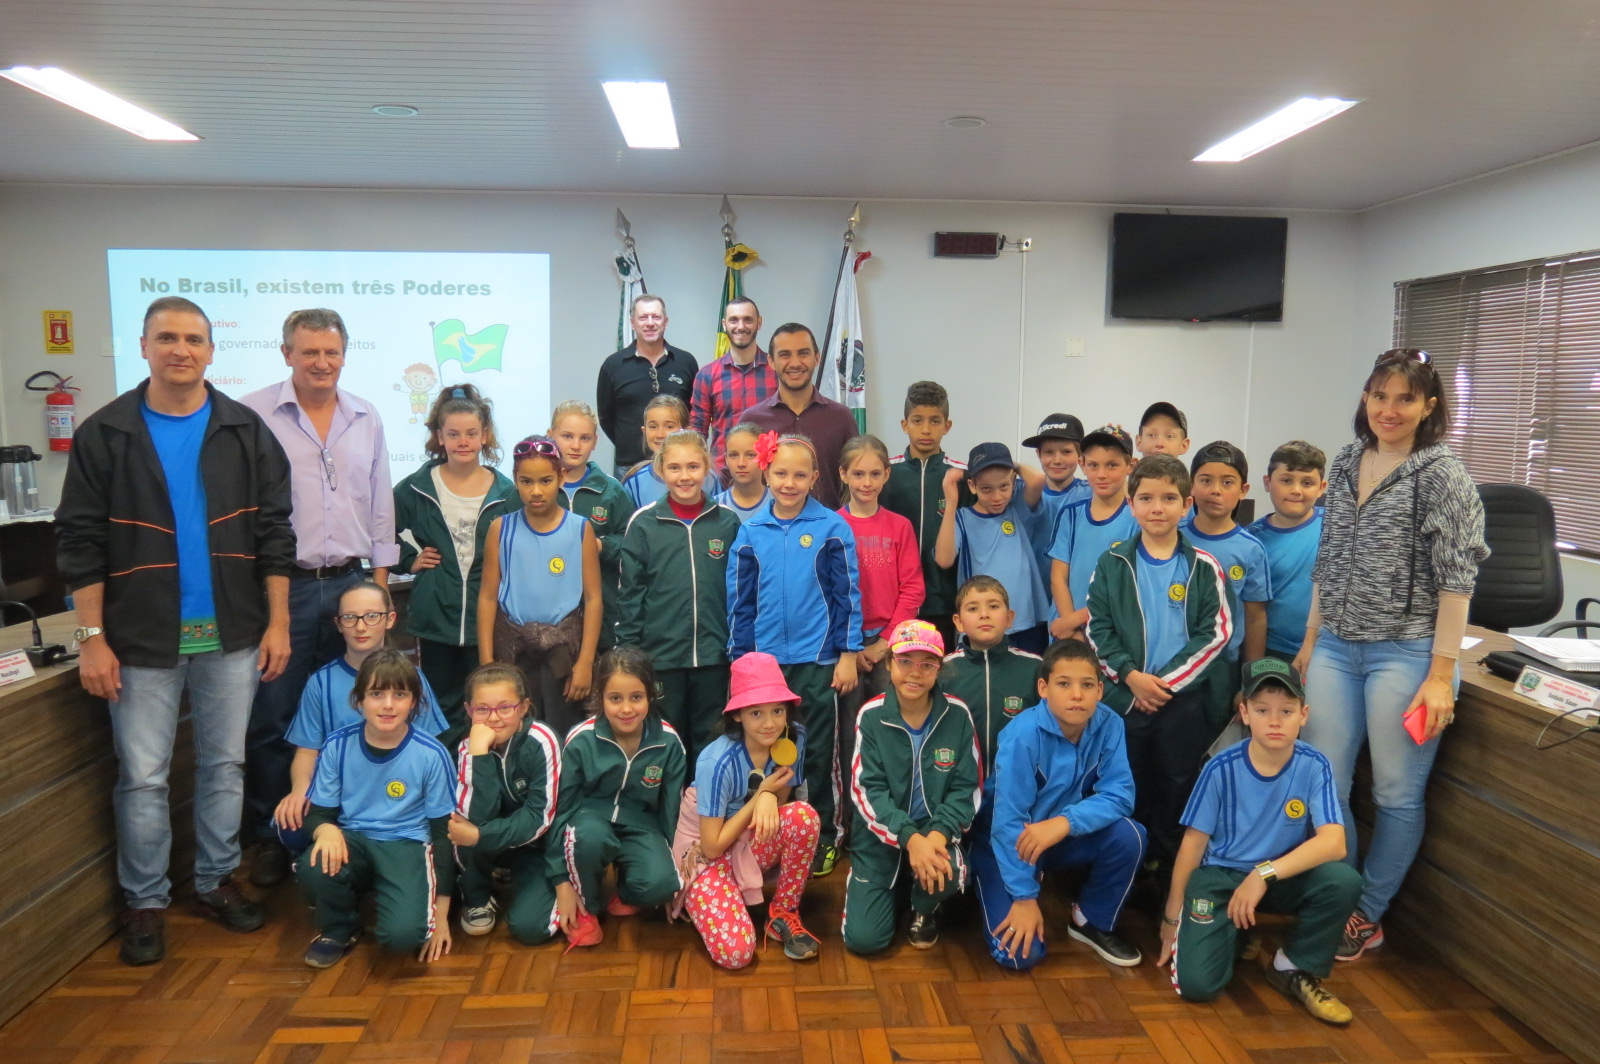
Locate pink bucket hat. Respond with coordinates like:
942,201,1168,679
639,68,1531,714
724,651,801,715
890,619,945,658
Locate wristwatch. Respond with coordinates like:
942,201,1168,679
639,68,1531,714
72,626,105,643
1256,860,1278,883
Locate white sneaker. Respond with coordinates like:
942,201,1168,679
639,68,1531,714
461,897,498,936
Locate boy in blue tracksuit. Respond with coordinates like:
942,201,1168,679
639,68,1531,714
972,639,1146,970
727,433,864,873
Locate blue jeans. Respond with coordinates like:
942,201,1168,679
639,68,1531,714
111,646,261,908
1301,631,1452,922
243,570,361,841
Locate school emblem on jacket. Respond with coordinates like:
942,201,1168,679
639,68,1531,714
1168,583,1186,603
1001,521,1015,536
591,506,609,524
799,534,813,548
513,777,528,794
937,498,947,514
1228,564,1245,581
1285,798,1307,820
642,765,664,787
1189,897,1215,924
1003,695,1024,716
549,556,566,575
385,779,407,799
932,747,956,771
708,538,726,559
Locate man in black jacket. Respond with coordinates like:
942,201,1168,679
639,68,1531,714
56,296,296,966
595,294,697,474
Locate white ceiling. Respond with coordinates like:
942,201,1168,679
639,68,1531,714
2,0,1599,210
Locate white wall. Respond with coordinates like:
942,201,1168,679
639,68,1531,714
0,185,1361,507
1357,143,1600,626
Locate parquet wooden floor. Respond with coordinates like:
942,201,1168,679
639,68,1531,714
0,864,1571,1064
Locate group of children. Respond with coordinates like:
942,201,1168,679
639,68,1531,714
265,376,1362,1027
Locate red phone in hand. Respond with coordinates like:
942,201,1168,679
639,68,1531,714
1402,704,1430,744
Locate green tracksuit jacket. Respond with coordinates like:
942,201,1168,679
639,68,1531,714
1084,535,1235,728
560,462,635,643
940,637,1042,782
883,450,974,620
614,498,742,668
393,461,519,646
848,686,983,881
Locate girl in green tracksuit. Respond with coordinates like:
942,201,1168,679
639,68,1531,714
547,647,687,950
393,384,518,738
844,620,982,955
616,429,742,764
447,664,563,944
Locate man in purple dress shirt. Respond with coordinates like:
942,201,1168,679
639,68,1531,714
238,308,399,885
741,323,859,510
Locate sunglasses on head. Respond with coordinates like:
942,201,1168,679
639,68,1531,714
1374,348,1431,368
514,438,560,459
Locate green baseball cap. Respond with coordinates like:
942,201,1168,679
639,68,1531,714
1240,658,1305,700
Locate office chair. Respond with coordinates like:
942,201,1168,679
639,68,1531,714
1468,484,1563,633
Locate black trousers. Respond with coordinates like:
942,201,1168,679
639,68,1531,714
1122,686,1217,869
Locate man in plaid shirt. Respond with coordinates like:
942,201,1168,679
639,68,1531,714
690,297,777,481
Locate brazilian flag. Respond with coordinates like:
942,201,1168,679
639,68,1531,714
432,319,507,373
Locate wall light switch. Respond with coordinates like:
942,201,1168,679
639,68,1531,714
1064,337,1085,358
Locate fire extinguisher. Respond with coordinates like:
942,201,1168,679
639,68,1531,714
25,371,78,452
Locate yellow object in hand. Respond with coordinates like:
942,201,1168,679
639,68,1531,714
770,738,798,767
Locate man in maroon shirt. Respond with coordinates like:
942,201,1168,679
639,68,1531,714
742,323,859,510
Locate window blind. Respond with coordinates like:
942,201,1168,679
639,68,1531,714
1394,250,1600,556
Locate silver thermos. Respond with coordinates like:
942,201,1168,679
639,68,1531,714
0,445,42,515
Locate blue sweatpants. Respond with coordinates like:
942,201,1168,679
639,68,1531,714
970,814,1146,970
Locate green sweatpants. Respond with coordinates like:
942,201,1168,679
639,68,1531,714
1173,862,1363,1001
557,808,681,911
781,662,843,846
657,664,731,767
298,831,439,951
841,843,968,955
458,842,559,945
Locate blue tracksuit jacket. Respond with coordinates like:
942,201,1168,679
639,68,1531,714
988,700,1136,900
726,496,864,665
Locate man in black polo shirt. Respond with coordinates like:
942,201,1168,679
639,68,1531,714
596,294,698,474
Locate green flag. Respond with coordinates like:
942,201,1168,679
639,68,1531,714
433,319,507,373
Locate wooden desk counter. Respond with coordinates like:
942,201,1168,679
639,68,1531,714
0,613,197,1027
1382,628,1600,1064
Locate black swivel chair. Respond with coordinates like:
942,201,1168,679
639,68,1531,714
1467,484,1564,633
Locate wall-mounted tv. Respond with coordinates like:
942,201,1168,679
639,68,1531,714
1109,213,1287,322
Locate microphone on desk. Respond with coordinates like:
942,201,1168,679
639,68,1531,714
0,599,71,668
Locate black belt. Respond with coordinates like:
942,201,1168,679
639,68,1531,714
291,560,363,580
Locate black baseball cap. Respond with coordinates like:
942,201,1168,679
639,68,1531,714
1080,424,1134,457
1022,413,1085,449
966,442,1017,477
1190,440,1249,481
1140,401,1189,435
1240,658,1305,701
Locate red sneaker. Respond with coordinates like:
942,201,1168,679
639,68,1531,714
563,910,603,953
605,895,641,918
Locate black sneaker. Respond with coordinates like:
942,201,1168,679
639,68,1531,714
249,840,290,888
1335,909,1384,961
764,909,821,961
196,878,266,933
811,844,839,877
1068,922,1142,967
907,910,939,950
120,907,166,966
303,932,359,969
1262,964,1354,1025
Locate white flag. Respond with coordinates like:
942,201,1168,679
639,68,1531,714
822,250,871,429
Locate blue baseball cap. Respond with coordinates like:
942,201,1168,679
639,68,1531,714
966,442,1017,477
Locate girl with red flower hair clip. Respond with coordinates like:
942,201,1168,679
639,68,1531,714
713,422,771,524
725,432,863,877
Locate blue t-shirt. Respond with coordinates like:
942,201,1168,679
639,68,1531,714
1027,479,1091,600
497,508,585,626
713,486,770,525
1180,739,1343,872
955,497,1048,632
1135,542,1191,672
142,400,218,650
1049,497,1139,613
1248,509,1324,656
285,656,450,749
1180,518,1272,660
308,723,457,843
623,465,668,509
906,716,932,821
694,726,810,819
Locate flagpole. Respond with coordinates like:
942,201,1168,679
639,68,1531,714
818,202,860,390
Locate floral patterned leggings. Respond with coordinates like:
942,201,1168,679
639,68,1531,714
684,801,820,969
